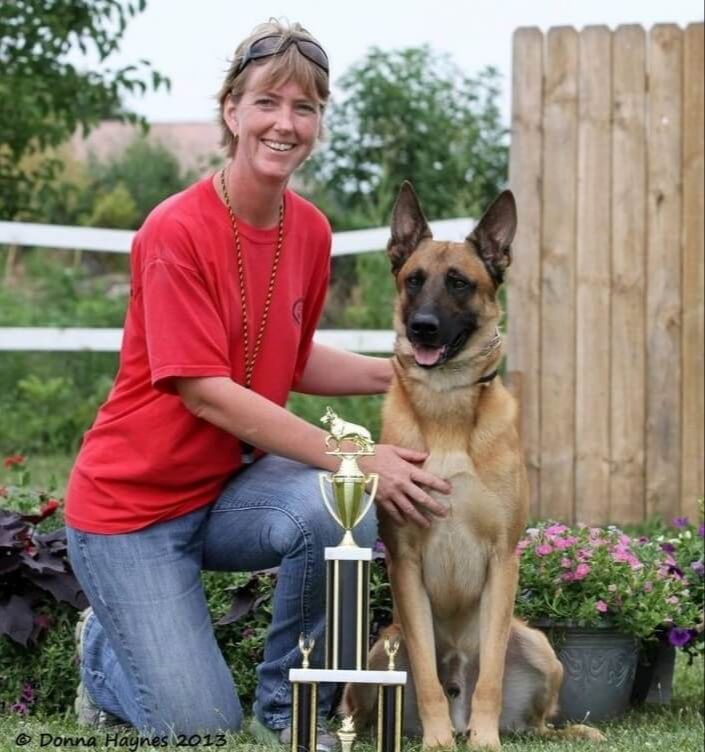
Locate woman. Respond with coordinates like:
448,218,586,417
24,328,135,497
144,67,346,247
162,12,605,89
65,19,450,744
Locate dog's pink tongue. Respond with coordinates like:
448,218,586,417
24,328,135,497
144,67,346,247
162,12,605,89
413,345,444,366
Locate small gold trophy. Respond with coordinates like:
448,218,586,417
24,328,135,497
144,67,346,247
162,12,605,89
319,407,378,548
337,715,357,752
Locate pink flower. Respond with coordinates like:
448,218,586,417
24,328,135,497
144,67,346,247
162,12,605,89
560,558,573,569
666,596,680,605
554,536,577,550
516,540,531,552
546,523,568,536
561,572,575,582
536,544,553,557
577,548,594,561
573,563,591,581
644,581,654,593
595,600,609,613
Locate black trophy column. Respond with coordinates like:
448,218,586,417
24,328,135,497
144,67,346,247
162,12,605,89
377,684,404,752
291,682,318,752
325,556,370,670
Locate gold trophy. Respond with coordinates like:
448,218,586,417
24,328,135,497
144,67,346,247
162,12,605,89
287,409,407,752
319,407,379,548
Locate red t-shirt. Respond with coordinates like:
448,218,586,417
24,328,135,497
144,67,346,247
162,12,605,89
65,176,331,533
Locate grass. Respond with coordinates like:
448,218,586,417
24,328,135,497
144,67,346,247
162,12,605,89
0,654,702,752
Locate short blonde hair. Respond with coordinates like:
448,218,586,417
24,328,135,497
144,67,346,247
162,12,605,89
216,19,330,156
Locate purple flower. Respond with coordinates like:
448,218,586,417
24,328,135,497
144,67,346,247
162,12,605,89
691,560,705,577
536,544,553,557
667,627,693,647
672,516,689,529
699,524,704,539
10,702,28,717
373,540,386,554
660,542,676,554
20,683,34,703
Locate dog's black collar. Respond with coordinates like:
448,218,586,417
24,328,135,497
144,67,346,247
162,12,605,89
475,369,498,386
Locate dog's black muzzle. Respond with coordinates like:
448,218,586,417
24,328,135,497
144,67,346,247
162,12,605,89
406,308,476,368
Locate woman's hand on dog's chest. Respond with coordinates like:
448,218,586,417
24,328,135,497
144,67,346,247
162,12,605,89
364,444,451,527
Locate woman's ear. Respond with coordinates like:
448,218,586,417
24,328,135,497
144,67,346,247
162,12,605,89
222,94,239,139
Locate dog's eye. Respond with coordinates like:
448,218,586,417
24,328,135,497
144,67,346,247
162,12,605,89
448,275,471,291
405,274,424,292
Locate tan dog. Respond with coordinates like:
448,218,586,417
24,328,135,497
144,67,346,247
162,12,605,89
343,184,604,750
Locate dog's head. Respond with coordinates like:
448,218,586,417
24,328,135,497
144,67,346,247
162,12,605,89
387,181,516,370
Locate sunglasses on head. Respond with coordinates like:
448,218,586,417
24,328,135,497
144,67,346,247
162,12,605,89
234,34,329,78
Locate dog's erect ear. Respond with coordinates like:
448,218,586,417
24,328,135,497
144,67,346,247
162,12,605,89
467,190,517,285
387,181,432,275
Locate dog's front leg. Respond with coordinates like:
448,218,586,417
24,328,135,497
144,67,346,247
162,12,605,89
467,553,518,751
391,558,454,749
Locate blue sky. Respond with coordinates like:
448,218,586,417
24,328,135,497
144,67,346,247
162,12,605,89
105,0,703,124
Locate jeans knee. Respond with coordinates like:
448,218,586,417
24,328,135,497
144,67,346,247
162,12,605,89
355,506,378,549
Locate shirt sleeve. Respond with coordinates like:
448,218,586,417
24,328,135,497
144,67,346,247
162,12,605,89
142,258,231,394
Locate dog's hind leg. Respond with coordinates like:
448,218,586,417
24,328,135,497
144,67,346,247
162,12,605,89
507,621,606,743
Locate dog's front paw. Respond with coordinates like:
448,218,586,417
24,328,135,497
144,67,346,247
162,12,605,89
421,721,455,749
466,726,501,751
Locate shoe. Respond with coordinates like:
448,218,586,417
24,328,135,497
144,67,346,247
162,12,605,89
74,607,124,728
249,715,339,752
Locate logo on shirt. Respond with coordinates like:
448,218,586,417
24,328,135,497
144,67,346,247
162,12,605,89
292,297,304,325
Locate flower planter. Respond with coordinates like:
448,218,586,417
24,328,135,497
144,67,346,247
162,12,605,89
538,624,640,723
630,636,676,705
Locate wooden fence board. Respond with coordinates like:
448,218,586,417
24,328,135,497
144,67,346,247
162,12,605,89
575,26,612,524
681,22,704,519
540,27,579,522
646,25,683,520
610,25,647,523
508,23,702,524
508,27,544,516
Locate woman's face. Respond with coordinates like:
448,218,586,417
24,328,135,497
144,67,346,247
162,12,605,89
224,62,322,186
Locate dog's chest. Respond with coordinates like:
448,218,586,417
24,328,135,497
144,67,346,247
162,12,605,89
420,451,497,614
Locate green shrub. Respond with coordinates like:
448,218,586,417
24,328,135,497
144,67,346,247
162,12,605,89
85,182,139,230
84,137,195,227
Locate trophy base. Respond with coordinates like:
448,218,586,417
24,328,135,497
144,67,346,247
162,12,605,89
289,668,406,685
325,546,373,561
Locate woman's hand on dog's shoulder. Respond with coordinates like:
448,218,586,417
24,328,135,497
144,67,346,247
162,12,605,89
362,445,451,528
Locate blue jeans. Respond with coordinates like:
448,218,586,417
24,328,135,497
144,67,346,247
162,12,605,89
67,455,377,736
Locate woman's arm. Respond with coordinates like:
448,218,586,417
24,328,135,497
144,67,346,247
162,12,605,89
175,375,449,527
293,342,394,395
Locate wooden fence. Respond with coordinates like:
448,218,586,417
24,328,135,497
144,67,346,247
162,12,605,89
507,23,704,525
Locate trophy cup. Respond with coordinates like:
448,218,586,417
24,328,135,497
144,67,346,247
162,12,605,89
288,409,407,752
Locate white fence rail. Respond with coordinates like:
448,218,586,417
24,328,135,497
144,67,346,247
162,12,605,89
0,217,473,353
